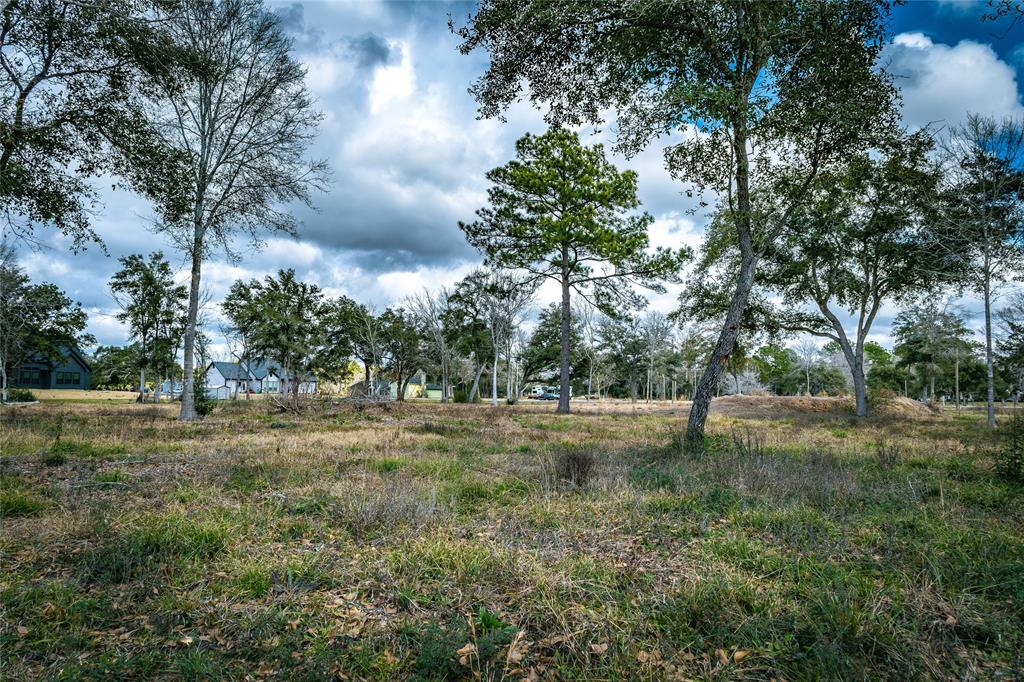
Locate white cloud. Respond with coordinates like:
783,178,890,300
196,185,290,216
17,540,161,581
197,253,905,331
882,32,1024,128
368,42,414,114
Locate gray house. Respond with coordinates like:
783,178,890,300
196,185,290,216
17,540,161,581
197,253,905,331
10,345,91,390
204,360,317,399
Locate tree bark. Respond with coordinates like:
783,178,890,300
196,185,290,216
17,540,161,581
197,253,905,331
441,357,449,404
685,251,756,449
984,270,996,427
468,361,486,402
558,247,571,414
685,113,756,450
137,367,146,403
491,349,499,406
955,355,960,414
179,243,202,421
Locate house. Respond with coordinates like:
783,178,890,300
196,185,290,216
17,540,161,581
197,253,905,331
390,371,427,399
203,360,317,400
10,345,91,390
424,382,445,400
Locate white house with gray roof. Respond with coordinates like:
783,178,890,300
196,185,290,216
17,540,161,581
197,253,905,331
204,360,317,399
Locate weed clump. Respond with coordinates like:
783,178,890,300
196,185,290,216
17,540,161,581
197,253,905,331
875,440,902,471
553,445,596,489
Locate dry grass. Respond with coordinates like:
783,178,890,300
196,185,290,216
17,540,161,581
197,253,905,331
1,397,1021,680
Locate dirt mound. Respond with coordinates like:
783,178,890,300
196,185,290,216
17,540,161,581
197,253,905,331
879,396,937,418
710,394,934,419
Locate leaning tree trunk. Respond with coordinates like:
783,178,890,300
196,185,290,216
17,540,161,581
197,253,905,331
468,361,486,402
685,252,757,450
685,115,757,450
179,234,203,421
557,250,571,415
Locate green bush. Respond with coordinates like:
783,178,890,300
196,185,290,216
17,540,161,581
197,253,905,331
192,374,216,417
4,388,36,403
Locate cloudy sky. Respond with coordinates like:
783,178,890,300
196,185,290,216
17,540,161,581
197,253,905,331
15,0,1024,355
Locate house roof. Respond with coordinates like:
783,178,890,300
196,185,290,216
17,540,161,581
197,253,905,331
208,361,247,381
17,344,91,372
210,359,317,383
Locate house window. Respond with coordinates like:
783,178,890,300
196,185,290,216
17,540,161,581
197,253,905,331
56,372,81,385
19,369,40,384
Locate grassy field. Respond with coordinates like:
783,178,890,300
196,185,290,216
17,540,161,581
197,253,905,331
1,397,1021,680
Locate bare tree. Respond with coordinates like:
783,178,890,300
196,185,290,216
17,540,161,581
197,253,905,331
483,270,536,406
931,113,1024,427
408,287,455,404
795,339,820,396
147,0,327,420
641,312,672,402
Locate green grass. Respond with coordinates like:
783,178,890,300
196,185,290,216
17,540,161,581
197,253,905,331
0,476,46,517
1,399,1022,679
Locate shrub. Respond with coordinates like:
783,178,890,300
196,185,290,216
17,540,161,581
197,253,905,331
4,388,36,403
192,373,217,417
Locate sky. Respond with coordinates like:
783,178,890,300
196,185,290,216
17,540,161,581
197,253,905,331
14,0,1024,357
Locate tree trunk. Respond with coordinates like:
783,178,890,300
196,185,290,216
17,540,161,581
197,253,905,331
984,273,996,427
468,361,486,402
558,249,571,414
1,362,8,402
685,252,756,449
851,360,868,417
588,358,594,401
732,369,741,395
629,378,637,403
955,355,960,414
441,357,449,404
137,367,146,403
491,349,499,406
179,242,203,421
685,114,756,450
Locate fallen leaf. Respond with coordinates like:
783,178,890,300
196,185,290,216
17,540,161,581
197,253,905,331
945,614,957,625
716,648,729,665
733,650,750,662
637,651,650,663
16,626,28,636
590,642,609,655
